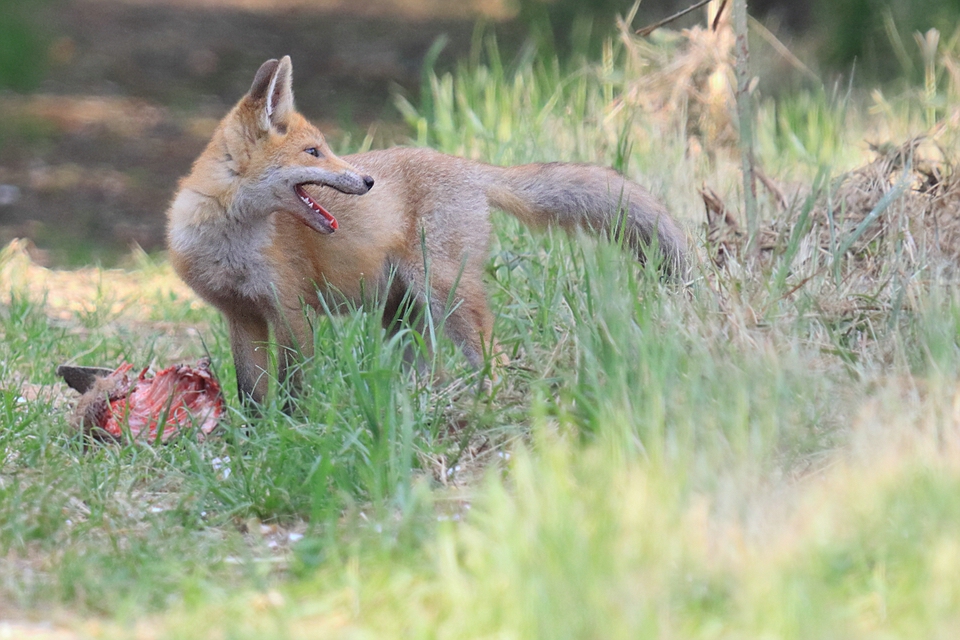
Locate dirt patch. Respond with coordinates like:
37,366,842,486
0,239,200,323
0,621,81,640
88,0,514,20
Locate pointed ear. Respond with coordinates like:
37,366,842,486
246,56,295,133
248,58,279,101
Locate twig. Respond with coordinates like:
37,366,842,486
636,0,713,37
748,16,820,84
711,0,729,31
732,0,759,253
755,166,789,209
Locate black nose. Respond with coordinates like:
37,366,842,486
363,175,375,190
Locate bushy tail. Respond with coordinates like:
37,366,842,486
485,162,687,277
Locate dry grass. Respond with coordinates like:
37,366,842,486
698,134,960,355
614,0,738,155
0,238,201,327
707,136,960,270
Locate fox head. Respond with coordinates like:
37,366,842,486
215,56,373,234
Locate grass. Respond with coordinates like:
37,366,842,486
4,21,960,638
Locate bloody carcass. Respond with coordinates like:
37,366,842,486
59,358,225,442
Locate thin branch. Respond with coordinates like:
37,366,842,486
711,0,729,31
635,0,713,37
748,16,820,84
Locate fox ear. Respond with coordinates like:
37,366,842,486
247,56,295,133
249,59,279,99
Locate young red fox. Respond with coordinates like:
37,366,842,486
167,56,687,406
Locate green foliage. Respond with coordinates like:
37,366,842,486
757,88,853,168
0,0,50,91
514,0,638,60
814,0,960,83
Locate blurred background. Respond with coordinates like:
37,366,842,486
1,0,959,266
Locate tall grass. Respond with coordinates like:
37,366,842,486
3,22,960,638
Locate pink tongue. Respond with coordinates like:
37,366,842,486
295,185,338,230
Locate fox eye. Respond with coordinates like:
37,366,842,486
305,147,323,158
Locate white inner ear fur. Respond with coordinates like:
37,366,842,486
265,71,278,119
261,57,294,132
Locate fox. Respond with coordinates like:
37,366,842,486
166,55,687,407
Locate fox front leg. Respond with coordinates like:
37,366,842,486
272,304,315,413
228,314,271,408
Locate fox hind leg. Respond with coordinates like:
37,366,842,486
396,258,508,373
382,277,432,374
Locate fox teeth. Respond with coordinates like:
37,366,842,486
299,193,325,214
294,184,338,230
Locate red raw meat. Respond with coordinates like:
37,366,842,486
88,359,225,442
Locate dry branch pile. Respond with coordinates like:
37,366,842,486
705,138,960,279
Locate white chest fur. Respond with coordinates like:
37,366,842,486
168,190,278,306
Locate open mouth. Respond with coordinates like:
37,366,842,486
294,184,338,233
